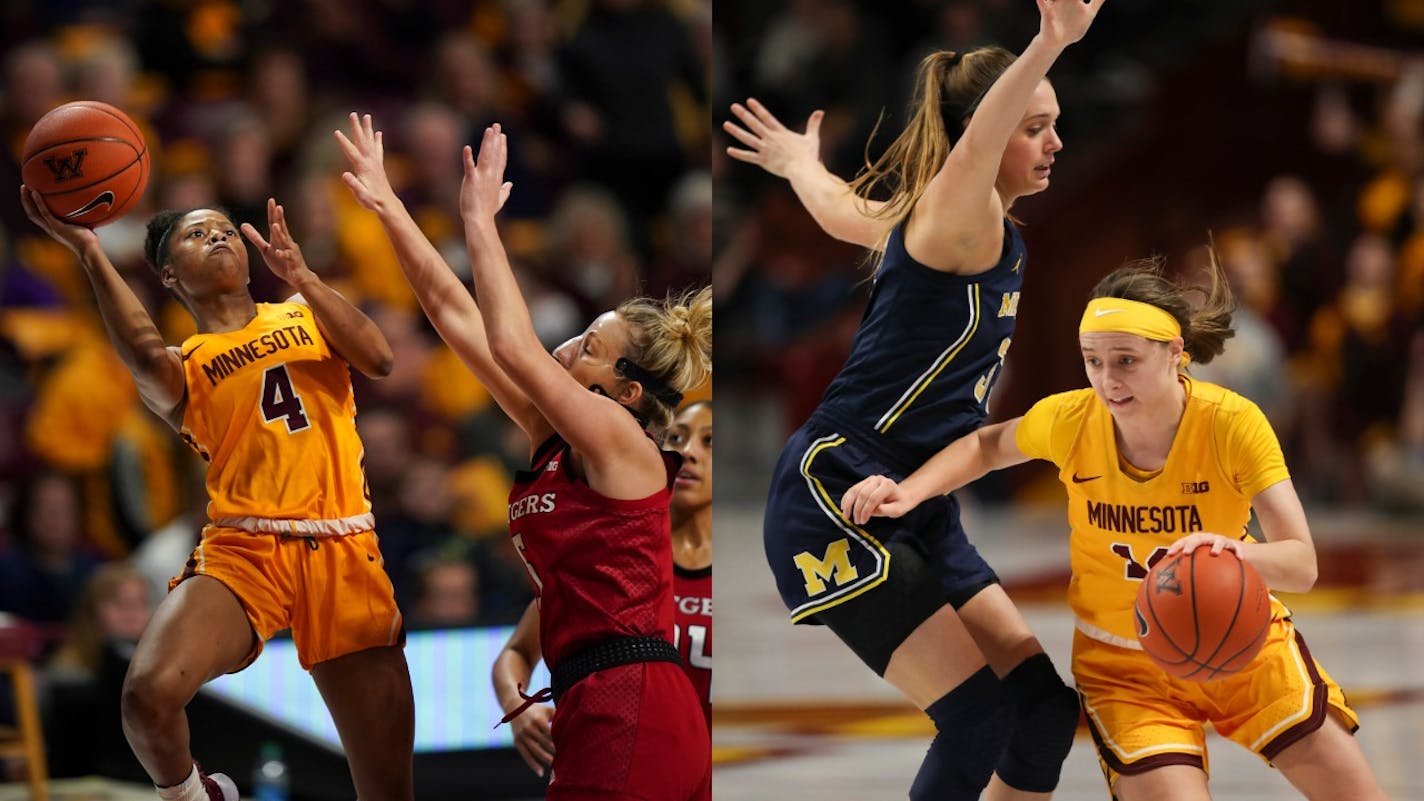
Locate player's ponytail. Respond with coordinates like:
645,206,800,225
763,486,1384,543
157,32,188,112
848,46,1017,237
616,285,712,431
1089,246,1237,367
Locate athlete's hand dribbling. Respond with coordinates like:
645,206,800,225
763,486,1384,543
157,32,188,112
510,703,555,778
724,99,824,179
841,475,916,526
241,198,318,289
19,185,100,256
1037,0,1106,49
461,124,514,223
1165,532,1244,558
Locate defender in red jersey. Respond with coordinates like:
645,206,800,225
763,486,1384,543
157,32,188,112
667,402,712,726
492,400,715,774
338,114,711,799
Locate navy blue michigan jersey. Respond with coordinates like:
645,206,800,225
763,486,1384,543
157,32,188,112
764,218,1023,623
817,217,1025,469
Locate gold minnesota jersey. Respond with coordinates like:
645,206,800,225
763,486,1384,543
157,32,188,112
1016,376,1290,646
178,302,372,534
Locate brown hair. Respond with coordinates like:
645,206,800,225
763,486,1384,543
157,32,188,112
1088,248,1237,366
847,47,1018,233
616,286,713,431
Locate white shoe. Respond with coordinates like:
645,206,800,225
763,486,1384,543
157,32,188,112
199,771,239,801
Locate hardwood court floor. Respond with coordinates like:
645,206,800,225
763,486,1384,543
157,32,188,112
714,504,1424,800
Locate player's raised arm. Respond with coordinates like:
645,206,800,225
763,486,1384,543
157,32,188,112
241,197,393,379
460,124,664,493
724,99,890,249
335,112,543,437
19,185,186,425
909,0,1105,271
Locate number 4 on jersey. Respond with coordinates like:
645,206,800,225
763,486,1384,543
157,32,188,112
261,364,311,433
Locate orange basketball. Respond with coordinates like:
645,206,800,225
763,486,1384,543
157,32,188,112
1134,546,1271,681
21,101,151,228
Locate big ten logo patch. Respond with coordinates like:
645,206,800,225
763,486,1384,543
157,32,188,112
793,539,859,595
1181,480,1210,494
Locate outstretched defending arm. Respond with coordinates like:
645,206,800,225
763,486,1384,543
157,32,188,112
724,99,890,250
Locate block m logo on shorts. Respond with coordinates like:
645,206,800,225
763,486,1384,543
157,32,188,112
793,538,860,595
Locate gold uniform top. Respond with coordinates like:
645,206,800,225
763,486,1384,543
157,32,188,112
178,302,373,535
1015,376,1290,648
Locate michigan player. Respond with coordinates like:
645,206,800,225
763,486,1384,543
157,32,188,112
18,190,414,801
338,115,711,799
724,2,1104,798
491,400,714,777
842,258,1393,801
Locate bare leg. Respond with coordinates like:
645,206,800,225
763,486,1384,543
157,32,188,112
1274,714,1391,801
1114,764,1212,801
311,645,415,801
882,604,989,708
957,585,1047,676
121,576,255,786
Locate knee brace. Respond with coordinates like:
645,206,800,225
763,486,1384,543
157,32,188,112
995,653,1080,793
909,667,1013,801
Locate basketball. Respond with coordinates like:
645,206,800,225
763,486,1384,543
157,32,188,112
21,101,151,228
1134,546,1271,681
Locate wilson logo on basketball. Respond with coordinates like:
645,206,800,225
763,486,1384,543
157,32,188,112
43,148,88,181
1154,562,1183,595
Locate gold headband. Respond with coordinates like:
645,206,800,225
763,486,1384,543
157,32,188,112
1079,297,1181,340
1080,297,1190,367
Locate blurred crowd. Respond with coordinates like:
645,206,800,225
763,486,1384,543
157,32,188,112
715,0,1424,512
0,0,710,776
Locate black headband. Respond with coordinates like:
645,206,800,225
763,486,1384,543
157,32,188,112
616,357,683,408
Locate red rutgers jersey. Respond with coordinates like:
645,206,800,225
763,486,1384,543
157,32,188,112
508,434,679,667
673,565,712,727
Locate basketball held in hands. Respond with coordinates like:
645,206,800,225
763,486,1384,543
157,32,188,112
21,101,151,228
1135,546,1271,681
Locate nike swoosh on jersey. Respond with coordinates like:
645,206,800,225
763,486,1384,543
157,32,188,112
1093,308,1124,317
1071,473,1102,483
181,344,203,361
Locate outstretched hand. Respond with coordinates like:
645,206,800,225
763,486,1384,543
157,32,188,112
19,185,99,256
460,124,514,223
1037,0,1106,49
241,198,316,288
840,474,917,526
334,112,397,214
723,98,824,179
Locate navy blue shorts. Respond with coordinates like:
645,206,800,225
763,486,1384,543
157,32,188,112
763,419,1000,624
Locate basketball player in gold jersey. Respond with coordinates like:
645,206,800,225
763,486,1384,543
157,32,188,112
841,257,1391,801
19,188,414,801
